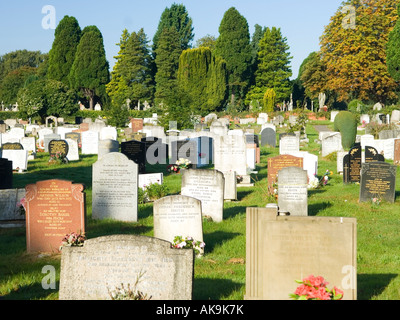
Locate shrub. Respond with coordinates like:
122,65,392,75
334,111,358,150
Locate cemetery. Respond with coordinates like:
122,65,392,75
1,0,400,303
0,107,399,301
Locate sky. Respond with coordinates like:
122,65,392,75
0,0,345,79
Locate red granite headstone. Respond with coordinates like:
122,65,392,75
131,118,144,133
25,179,86,253
267,155,303,194
394,139,400,165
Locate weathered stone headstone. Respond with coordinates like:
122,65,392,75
321,133,343,157
92,153,138,222
99,126,118,141
277,167,308,216
25,179,86,253
59,235,194,300
81,131,99,155
0,189,26,221
121,140,146,174
279,134,300,155
181,169,225,222
359,162,396,203
343,145,362,183
66,138,79,161
337,151,348,174
260,127,276,148
267,155,303,194
245,207,357,300
223,171,237,201
0,158,13,189
214,135,247,176
48,140,69,158
154,195,203,245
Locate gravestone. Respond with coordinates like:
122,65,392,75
25,179,86,253
365,146,385,163
65,132,81,144
181,169,225,222
66,138,79,161
44,134,61,152
359,162,396,203
92,153,138,222
100,126,118,141
131,118,144,133
81,131,99,155
245,207,357,300
279,135,299,155
337,151,348,174
287,151,318,181
2,150,28,171
214,135,247,177
395,139,400,165
260,127,276,147
321,133,343,157
98,139,119,159
343,145,362,183
59,235,194,300
278,167,308,216
138,173,163,189
153,195,203,245
20,137,36,160
267,155,303,194
48,140,69,158
0,158,13,189
0,189,26,221
2,142,23,150
223,171,237,201
142,137,168,165
121,140,146,174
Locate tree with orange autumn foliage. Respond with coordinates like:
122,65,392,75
320,0,398,104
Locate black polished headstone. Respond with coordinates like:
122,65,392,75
0,158,13,189
121,140,146,173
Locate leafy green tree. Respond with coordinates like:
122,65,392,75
299,51,327,100
387,3,400,82
214,7,252,105
44,80,78,116
246,27,292,105
0,50,46,82
196,35,217,51
69,26,110,110
17,79,47,120
47,16,82,86
177,47,227,114
154,27,183,106
0,66,37,105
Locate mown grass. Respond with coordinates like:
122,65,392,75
1,121,400,300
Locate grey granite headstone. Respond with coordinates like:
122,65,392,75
92,153,138,222
261,127,276,147
59,235,194,300
98,139,119,159
0,189,26,221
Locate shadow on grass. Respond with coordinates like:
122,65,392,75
0,281,59,300
357,273,397,300
307,188,328,197
203,231,241,253
193,278,243,300
223,206,247,220
236,190,253,202
86,218,152,239
308,202,333,216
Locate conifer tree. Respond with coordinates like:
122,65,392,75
47,16,81,86
387,3,400,82
214,7,252,105
69,26,110,110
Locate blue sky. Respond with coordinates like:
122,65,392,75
0,0,344,79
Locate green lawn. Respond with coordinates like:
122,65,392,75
1,121,400,300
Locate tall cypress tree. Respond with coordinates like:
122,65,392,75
68,26,109,110
154,27,182,106
47,16,81,86
177,47,227,114
214,7,252,105
246,27,292,104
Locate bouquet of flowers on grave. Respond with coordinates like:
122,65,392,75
172,236,205,257
289,275,344,300
59,231,86,250
49,151,68,164
176,158,192,169
16,197,26,215
308,170,333,189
